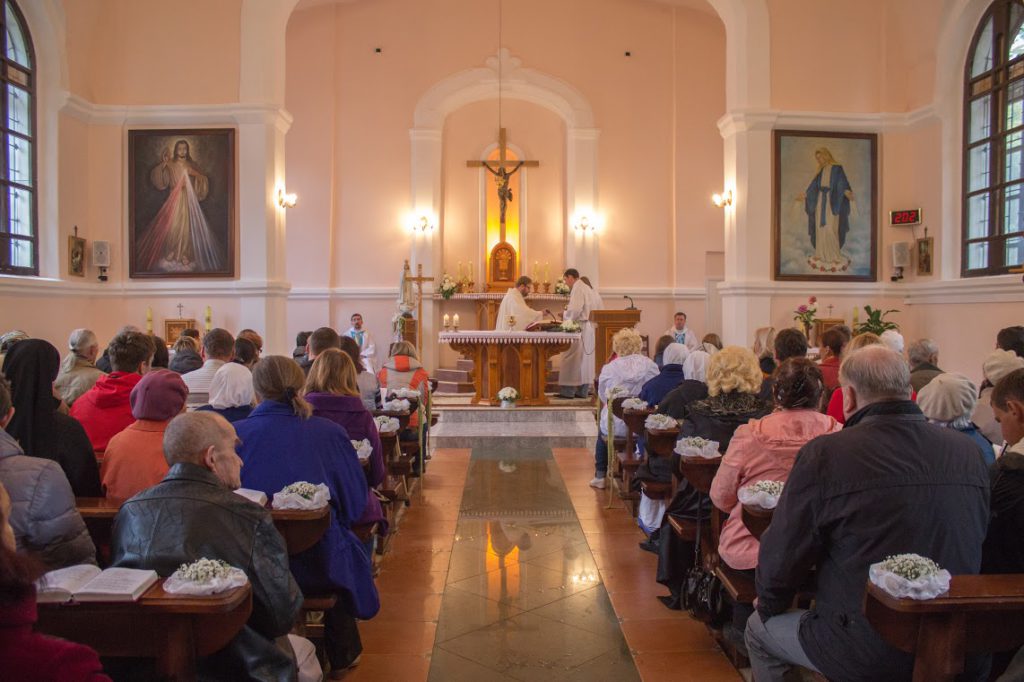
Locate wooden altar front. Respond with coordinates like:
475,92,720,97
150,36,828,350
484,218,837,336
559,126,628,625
439,330,578,406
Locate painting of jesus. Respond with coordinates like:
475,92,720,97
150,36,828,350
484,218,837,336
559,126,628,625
129,129,235,278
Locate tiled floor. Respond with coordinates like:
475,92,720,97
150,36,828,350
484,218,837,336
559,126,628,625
345,443,742,681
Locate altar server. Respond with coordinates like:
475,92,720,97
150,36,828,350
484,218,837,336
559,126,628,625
663,312,700,352
558,269,597,399
495,276,545,331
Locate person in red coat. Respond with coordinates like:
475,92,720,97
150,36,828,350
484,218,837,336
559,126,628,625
0,481,110,681
70,331,154,457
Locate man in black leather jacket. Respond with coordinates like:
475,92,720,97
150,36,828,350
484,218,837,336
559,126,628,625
110,411,306,681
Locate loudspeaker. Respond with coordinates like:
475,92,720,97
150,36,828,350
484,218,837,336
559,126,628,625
92,241,110,267
891,242,911,268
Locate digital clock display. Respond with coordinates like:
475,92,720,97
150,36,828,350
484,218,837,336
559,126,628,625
889,209,922,226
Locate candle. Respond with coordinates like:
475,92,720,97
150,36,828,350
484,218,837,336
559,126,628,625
534,260,539,279
145,307,153,334
458,261,463,280
469,261,474,282
205,305,212,332
453,313,460,329
443,313,450,328
545,262,550,283
853,307,860,326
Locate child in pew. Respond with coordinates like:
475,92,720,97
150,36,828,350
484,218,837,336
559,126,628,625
0,481,111,681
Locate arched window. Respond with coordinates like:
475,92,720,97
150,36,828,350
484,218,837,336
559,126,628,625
964,1,1024,276
0,1,34,276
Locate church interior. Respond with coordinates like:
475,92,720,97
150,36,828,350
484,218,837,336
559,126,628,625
2,0,1024,680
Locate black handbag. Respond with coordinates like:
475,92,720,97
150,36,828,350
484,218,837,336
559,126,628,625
680,494,727,627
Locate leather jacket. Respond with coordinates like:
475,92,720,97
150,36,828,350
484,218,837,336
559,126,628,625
111,462,303,681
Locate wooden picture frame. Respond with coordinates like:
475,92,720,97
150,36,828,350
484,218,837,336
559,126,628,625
164,319,197,345
916,237,934,276
773,130,878,282
814,318,847,345
67,235,85,277
128,129,236,279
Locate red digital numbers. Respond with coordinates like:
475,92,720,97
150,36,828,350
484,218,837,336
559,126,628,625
890,209,922,226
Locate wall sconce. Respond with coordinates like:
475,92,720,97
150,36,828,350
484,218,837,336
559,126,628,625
572,210,603,233
712,190,733,208
276,188,297,209
405,211,436,233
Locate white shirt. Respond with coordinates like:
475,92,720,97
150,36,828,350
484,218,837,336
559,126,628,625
663,325,700,351
345,327,377,373
495,287,543,331
182,359,225,405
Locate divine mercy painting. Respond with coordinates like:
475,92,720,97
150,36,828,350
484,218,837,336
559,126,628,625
773,130,877,282
129,129,235,278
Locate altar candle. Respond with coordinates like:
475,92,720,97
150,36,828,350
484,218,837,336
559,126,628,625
453,313,460,329
205,305,212,332
458,261,463,280
469,261,474,282
443,313,450,328
145,307,153,334
534,260,539,279
853,307,860,326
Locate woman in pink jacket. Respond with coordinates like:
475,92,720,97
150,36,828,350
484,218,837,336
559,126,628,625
710,357,841,650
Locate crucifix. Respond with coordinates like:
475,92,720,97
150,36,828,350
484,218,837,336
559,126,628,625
466,128,540,242
403,260,435,360
176,303,185,317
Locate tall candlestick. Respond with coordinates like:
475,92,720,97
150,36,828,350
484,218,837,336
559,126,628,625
469,261,474,283
458,261,463,280
545,262,550,283
534,260,539,279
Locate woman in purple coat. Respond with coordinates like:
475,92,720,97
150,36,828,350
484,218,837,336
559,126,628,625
235,356,377,674
304,349,388,543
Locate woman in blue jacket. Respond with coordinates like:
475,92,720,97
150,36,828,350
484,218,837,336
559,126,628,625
235,355,377,674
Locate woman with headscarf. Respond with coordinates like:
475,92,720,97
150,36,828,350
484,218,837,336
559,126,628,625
640,343,689,407
197,362,254,423
236,356,377,674
2,340,99,497
54,329,105,407
919,372,996,464
655,350,712,421
303,349,388,547
100,370,189,505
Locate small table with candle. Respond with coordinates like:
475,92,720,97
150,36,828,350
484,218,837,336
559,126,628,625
439,330,578,406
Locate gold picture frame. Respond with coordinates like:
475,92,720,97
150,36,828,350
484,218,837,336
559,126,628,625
814,318,847,346
163,319,197,345
68,235,85,277
916,237,934,276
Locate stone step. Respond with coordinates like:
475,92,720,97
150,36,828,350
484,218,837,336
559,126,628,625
434,407,595,424
436,380,475,394
456,358,474,372
436,368,472,382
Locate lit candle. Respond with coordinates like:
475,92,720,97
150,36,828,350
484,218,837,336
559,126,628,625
534,260,539,279
145,307,153,334
545,262,550,283
443,313,450,328
453,313,460,329
458,261,463,280
469,261,474,282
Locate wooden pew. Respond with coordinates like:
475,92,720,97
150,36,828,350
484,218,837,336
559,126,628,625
741,503,773,540
640,427,678,503
76,498,330,557
613,402,651,515
36,580,252,681
864,575,1024,682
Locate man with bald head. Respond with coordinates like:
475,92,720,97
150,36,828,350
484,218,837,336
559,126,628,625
110,412,318,680
746,345,990,682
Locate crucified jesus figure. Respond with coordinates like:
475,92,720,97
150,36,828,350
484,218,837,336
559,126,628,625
484,161,525,227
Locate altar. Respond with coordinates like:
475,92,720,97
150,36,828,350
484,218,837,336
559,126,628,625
439,330,579,406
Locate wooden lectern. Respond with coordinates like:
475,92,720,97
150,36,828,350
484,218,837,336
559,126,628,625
592,309,642,379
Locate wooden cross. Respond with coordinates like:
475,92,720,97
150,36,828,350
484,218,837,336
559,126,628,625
466,128,539,242
176,303,184,318
403,260,435,360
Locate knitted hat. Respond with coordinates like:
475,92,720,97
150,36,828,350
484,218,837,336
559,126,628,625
983,349,1024,384
918,372,977,422
130,369,188,421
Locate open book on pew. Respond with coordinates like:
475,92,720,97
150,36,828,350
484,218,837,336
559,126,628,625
36,564,159,603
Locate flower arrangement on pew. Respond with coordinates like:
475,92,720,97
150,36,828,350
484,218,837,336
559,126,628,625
560,319,581,333
272,481,331,510
351,439,373,461
389,387,421,400
497,386,519,408
738,479,785,508
869,553,951,600
164,558,248,595
645,413,677,431
439,273,460,299
554,278,571,295
674,436,720,459
622,398,649,411
374,415,400,433
382,398,411,412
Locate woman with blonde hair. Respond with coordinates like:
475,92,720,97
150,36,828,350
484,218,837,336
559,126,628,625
236,356,377,674
168,334,202,375
590,327,659,489
304,349,388,547
54,328,105,407
654,346,772,610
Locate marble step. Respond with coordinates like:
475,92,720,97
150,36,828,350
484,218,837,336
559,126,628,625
436,368,472,382
456,358,474,372
431,415,597,449
434,407,595,424
435,380,475,394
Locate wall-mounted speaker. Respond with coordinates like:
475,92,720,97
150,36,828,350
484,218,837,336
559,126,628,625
891,242,911,268
92,241,111,267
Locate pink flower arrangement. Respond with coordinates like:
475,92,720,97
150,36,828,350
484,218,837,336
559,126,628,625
793,296,818,331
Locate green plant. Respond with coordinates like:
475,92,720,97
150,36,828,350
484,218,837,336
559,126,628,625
854,305,900,335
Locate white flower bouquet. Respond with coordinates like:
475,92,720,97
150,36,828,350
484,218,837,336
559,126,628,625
560,319,581,333
645,414,678,431
272,481,331,510
497,386,519,402
554,278,570,295
622,398,649,411
738,480,785,508
351,439,373,460
869,553,951,600
382,398,411,412
164,558,249,595
374,415,400,433
674,436,721,459
439,273,459,299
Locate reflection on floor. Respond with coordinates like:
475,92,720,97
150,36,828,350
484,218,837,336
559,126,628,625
345,444,742,682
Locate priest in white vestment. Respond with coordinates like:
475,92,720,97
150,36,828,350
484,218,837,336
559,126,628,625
345,312,377,374
558,268,597,398
495,277,545,331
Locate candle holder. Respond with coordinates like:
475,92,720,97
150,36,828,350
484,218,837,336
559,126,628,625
543,282,551,293
532,282,540,294
466,280,475,292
